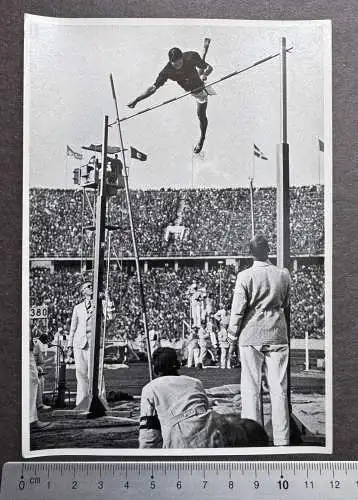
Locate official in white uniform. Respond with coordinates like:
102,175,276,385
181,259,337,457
30,338,51,430
214,304,229,328
217,327,230,369
30,340,39,425
214,304,232,368
67,282,94,406
67,282,113,406
206,317,218,361
228,234,291,446
197,324,209,367
149,329,160,354
203,293,214,327
189,284,202,328
33,336,51,410
186,328,200,368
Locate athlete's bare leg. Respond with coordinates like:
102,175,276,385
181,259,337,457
194,101,208,154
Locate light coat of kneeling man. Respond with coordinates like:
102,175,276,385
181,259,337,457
139,347,269,449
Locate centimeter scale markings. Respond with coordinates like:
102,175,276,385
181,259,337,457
1,462,358,500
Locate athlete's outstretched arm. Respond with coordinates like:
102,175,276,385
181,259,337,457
128,85,157,108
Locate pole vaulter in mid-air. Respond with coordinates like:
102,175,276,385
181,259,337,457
128,39,213,154
126,41,292,155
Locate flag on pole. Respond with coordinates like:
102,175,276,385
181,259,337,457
82,144,123,154
318,138,324,152
66,145,83,160
130,146,147,162
253,144,268,160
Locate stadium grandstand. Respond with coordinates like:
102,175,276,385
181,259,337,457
30,185,323,258
29,185,324,345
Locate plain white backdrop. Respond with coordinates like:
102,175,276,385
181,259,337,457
26,18,329,189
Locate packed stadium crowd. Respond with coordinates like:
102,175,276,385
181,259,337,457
30,186,324,258
290,263,325,339
30,262,324,342
29,188,180,258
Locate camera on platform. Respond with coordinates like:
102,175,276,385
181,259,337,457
73,154,124,194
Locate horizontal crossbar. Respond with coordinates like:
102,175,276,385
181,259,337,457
117,47,293,123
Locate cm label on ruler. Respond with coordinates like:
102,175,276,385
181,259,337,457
2,462,358,499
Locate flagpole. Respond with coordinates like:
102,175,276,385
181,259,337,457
318,136,321,186
65,152,69,189
251,145,256,239
252,144,256,180
249,177,255,238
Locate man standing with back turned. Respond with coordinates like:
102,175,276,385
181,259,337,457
227,234,291,446
128,47,213,154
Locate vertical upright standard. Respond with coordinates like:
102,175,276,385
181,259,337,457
276,37,301,443
86,115,110,417
276,37,290,271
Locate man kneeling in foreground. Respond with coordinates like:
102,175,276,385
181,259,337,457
139,347,268,448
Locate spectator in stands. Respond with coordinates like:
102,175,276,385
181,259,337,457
30,186,323,258
30,260,324,348
228,234,291,446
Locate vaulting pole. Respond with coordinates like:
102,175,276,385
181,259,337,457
98,229,112,396
110,74,154,381
119,48,293,124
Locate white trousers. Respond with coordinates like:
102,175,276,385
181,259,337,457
36,372,45,407
220,345,230,369
73,347,90,406
29,352,39,423
187,345,200,367
191,304,201,328
240,344,289,446
199,344,207,364
73,346,107,406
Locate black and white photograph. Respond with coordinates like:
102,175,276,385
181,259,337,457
23,16,332,457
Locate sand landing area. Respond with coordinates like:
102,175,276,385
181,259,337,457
30,363,325,451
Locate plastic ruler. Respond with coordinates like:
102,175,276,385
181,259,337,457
1,461,358,499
